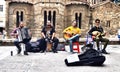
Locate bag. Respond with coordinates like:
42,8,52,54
64,49,105,66
56,44,65,51
26,41,41,52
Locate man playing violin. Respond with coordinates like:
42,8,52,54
63,20,81,53
88,19,109,54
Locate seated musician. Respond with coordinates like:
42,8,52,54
63,20,81,53
40,20,59,53
11,22,31,55
88,19,109,54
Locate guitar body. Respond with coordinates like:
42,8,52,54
92,31,100,36
63,33,73,40
92,31,104,39
63,29,75,40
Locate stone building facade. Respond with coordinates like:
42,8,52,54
92,1,120,37
5,0,120,38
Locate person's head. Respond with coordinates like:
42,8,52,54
19,22,24,28
46,20,52,28
72,20,77,27
47,20,51,25
95,19,100,26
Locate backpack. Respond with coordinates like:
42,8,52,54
64,49,105,66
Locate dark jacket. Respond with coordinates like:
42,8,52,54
88,26,104,37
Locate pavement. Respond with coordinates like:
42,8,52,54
0,45,120,72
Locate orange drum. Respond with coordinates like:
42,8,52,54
47,42,52,52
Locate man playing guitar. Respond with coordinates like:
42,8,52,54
88,19,109,54
63,20,81,53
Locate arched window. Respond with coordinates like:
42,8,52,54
43,10,56,27
21,11,23,21
75,12,82,28
48,11,51,21
44,10,47,26
79,13,82,28
75,13,78,25
16,11,24,27
53,11,56,27
16,11,19,27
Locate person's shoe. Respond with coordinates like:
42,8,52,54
40,50,45,53
102,50,110,54
17,50,21,54
24,51,29,55
97,48,100,51
53,50,58,53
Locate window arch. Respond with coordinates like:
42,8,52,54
75,12,82,28
16,11,24,27
44,10,47,26
21,11,23,21
53,11,56,27
48,11,51,21
16,11,19,27
43,10,56,27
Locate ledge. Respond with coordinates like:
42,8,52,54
0,37,120,46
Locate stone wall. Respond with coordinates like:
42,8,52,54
66,4,90,37
5,0,120,38
92,2,120,38
8,2,34,38
33,2,65,38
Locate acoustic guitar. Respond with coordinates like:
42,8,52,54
63,29,76,40
92,31,106,39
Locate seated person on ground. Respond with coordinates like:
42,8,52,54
40,20,59,53
11,22,31,55
63,20,81,53
88,19,109,54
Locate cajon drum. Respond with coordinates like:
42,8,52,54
47,42,52,52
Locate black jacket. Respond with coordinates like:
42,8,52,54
88,26,104,37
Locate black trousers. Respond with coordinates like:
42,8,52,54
14,38,31,52
93,37,109,50
39,37,59,51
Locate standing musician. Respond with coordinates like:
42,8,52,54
40,21,59,53
63,20,81,53
88,19,109,54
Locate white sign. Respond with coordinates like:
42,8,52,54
67,53,80,63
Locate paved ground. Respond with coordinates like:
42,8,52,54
0,45,120,72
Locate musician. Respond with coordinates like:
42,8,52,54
40,21,59,53
11,22,31,55
63,20,81,53
88,19,109,54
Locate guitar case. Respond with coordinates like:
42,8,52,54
64,49,105,66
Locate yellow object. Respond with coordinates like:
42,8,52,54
63,26,81,39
